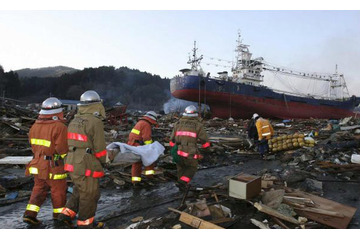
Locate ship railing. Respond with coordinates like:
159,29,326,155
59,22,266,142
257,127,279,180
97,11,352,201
272,88,350,101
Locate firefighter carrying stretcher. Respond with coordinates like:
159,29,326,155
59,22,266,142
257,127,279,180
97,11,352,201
127,111,158,187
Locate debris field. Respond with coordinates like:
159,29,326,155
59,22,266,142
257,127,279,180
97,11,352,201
1,103,360,229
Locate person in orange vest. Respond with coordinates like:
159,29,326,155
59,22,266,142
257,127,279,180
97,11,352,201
127,111,158,186
254,113,274,159
58,90,106,228
23,97,68,225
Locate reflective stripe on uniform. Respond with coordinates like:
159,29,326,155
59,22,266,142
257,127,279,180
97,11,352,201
85,169,104,178
26,204,40,212
29,167,38,174
30,138,51,147
77,217,94,226
131,128,140,135
177,150,189,157
177,150,200,159
67,132,88,142
95,150,107,158
202,142,211,148
144,139,153,145
49,173,67,180
132,176,141,182
53,207,64,213
175,131,197,138
180,176,190,183
145,170,155,175
262,132,271,136
64,164,74,172
54,153,67,160
262,125,270,129
61,207,76,219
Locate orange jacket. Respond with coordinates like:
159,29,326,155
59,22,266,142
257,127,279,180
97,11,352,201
255,117,274,140
127,117,156,146
25,112,68,180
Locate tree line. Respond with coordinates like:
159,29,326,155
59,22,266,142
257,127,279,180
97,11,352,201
0,65,171,110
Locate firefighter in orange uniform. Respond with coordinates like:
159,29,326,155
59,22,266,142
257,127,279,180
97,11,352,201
169,105,210,189
58,90,106,228
23,97,68,225
254,113,274,159
127,111,158,185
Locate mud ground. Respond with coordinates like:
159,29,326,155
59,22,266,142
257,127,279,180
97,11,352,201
1,152,359,229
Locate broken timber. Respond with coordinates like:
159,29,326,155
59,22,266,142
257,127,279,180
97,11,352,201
250,218,270,229
168,207,224,229
0,156,32,165
254,202,300,225
286,190,356,228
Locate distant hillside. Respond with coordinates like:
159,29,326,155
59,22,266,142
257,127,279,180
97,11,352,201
0,65,171,111
15,66,79,78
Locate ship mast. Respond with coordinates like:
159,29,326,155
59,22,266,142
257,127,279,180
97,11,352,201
187,41,203,71
328,64,350,100
232,32,264,85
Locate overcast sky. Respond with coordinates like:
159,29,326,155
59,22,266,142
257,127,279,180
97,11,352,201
0,6,359,95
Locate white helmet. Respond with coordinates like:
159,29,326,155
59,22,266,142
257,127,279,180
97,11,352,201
252,113,259,119
39,97,63,115
144,111,158,121
78,90,101,106
183,105,198,117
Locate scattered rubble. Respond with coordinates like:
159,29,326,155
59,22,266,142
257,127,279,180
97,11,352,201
1,102,360,229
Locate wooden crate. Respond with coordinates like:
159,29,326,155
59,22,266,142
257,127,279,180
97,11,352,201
229,173,261,200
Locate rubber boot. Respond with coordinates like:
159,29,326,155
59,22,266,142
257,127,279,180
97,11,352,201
57,213,74,228
23,215,41,225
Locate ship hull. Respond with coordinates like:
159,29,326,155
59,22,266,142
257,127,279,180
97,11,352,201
170,75,360,119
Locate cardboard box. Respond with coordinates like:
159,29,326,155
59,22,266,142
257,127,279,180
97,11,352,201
228,173,261,200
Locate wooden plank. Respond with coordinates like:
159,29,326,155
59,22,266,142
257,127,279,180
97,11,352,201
283,196,315,207
286,190,356,228
209,218,233,224
340,125,360,131
271,217,290,229
168,207,224,229
293,207,344,218
0,156,32,165
254,202,300,225
250,218,270,229
209,137,242,141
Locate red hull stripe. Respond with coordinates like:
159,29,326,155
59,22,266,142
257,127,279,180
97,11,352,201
180,176,190,183
95,150,107,158
67,132,88,142
172,89,357,119
64,164,74,172
176,131,197,138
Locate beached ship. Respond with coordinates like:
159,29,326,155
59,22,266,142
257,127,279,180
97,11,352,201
170,33,360,119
